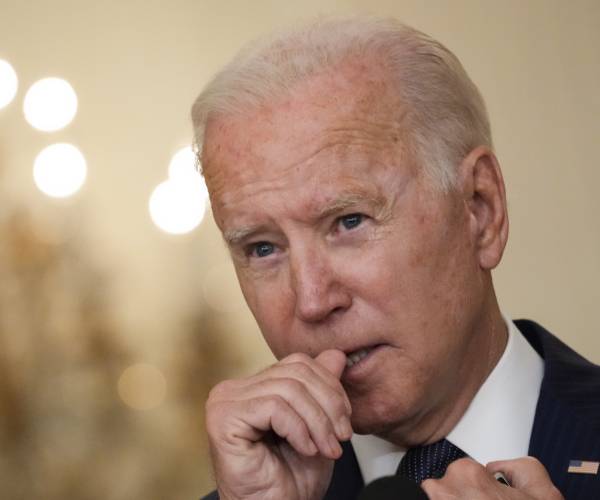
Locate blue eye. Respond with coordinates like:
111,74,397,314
252,241,275,258
340,213,363,230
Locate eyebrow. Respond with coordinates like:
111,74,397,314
223,189,387,248
223,225,268,247
313,190,386,220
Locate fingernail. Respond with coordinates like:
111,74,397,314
329,434,342,457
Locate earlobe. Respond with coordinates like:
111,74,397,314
460,146,509,270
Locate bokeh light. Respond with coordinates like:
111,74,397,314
117,363,167,411
149,147,208,234
33,143,87,198
23,77,78,131
0,59,18,109
168,145,200,181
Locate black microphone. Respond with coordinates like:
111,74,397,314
358,475,429,499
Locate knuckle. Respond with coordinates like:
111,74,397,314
313,407,331,426
266,394,287,412
421,478,444,494
518,456,549,476
522,455,543,468
271,399,299,422
208,379,235,399
276,376,307,396
445,457,466,472
285,361,313,379
448,458,483,479
283,352,311,365
205,400,229,431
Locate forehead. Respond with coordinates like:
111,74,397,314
201,62,412,225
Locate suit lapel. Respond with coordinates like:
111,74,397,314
324,440,364,500
518,320,600,499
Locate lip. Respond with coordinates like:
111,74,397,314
341,344,387,383
342,342,383,357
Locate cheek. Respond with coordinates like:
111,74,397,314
238,273,296,358
357,231,430,308
360,214,474,335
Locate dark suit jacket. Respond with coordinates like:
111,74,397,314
202,320,600,499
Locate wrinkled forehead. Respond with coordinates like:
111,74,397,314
200,61,411,204
203,60,406,159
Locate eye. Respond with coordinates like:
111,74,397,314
338,213,364,230
250,241,275,258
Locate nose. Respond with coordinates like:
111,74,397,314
289,244,352,323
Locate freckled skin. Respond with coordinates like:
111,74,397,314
202,61,508,448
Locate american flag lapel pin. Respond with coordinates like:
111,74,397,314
568,460,600,475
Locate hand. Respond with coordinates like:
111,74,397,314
422,457,563,499
205,349,352,500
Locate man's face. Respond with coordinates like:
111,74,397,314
202,64,488,443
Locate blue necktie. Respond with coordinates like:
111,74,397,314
397,438,467,484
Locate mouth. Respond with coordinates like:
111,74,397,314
344,344,381,369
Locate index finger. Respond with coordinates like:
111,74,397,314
282,351,352,414
315,349,347,379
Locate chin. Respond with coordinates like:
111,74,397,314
349,393,412,436
351,412,403,437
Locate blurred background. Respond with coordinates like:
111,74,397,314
0,0,598,498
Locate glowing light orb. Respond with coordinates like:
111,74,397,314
168,146,200,180
117,363,167,411
23,77,78,131
149,175,208,235
33,143,87,198
0,60,18,109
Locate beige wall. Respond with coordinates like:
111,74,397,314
4,0,597,359
0,1,598,497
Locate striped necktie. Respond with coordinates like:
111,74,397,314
396,438,467,484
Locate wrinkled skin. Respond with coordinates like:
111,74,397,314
201,60,559,499
422,457,563,499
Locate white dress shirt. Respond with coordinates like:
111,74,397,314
351,316,545,484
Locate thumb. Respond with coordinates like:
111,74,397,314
487,457,563,499
315,349,347,379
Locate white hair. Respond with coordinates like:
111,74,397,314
191,16,492,190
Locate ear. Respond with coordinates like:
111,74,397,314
459,146,509,270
